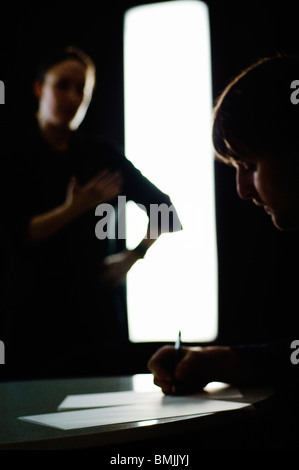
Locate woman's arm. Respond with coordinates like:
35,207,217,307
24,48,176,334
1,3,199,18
98,222,159,289
28,170,122,243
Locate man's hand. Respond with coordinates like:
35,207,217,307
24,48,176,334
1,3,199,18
147,345,258,394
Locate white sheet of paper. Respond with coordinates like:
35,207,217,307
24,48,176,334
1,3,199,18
58,386,243,411
58,390,163,410
19,396,251,430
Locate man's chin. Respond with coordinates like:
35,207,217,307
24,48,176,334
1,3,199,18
271,213,299,232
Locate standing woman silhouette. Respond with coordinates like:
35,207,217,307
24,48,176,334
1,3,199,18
8,46,181,379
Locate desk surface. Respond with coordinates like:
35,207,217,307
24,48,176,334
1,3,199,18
0,374,273,450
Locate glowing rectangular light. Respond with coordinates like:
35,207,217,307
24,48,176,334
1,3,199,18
123,0,217,343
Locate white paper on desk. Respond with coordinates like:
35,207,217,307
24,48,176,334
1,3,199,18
19,396,251,431
58,390,162,410
58,386,244,411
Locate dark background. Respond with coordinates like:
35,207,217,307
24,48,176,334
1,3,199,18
1,0,299,375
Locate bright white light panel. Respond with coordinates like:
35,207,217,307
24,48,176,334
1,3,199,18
123,0,218,342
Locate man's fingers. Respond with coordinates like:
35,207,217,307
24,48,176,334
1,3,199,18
174,348,202,381
147,346,176,382
153,377,173,395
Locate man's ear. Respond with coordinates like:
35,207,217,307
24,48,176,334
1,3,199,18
33,80,42,99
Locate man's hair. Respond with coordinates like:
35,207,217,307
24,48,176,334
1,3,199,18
212,54,299,163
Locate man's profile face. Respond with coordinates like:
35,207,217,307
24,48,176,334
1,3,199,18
226,138,299,231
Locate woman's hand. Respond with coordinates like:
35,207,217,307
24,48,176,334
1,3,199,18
28,170,123,243
99,249,141,290
66,169,123,215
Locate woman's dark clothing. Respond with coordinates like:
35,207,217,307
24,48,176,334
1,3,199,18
4,124,181,379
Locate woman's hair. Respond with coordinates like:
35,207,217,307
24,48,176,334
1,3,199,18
36,45,96,83
212,54,299,163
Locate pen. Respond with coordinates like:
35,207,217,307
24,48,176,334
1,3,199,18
172,330,182,394
174,330,181,358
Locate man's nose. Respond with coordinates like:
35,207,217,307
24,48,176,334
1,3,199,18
236,166,255,200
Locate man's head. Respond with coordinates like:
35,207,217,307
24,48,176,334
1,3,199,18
213,55,299,230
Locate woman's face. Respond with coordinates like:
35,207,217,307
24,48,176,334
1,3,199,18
35,59,95,130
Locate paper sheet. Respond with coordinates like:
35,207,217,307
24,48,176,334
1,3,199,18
58,384,244,411
58,390,163,410
19,395,251,430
